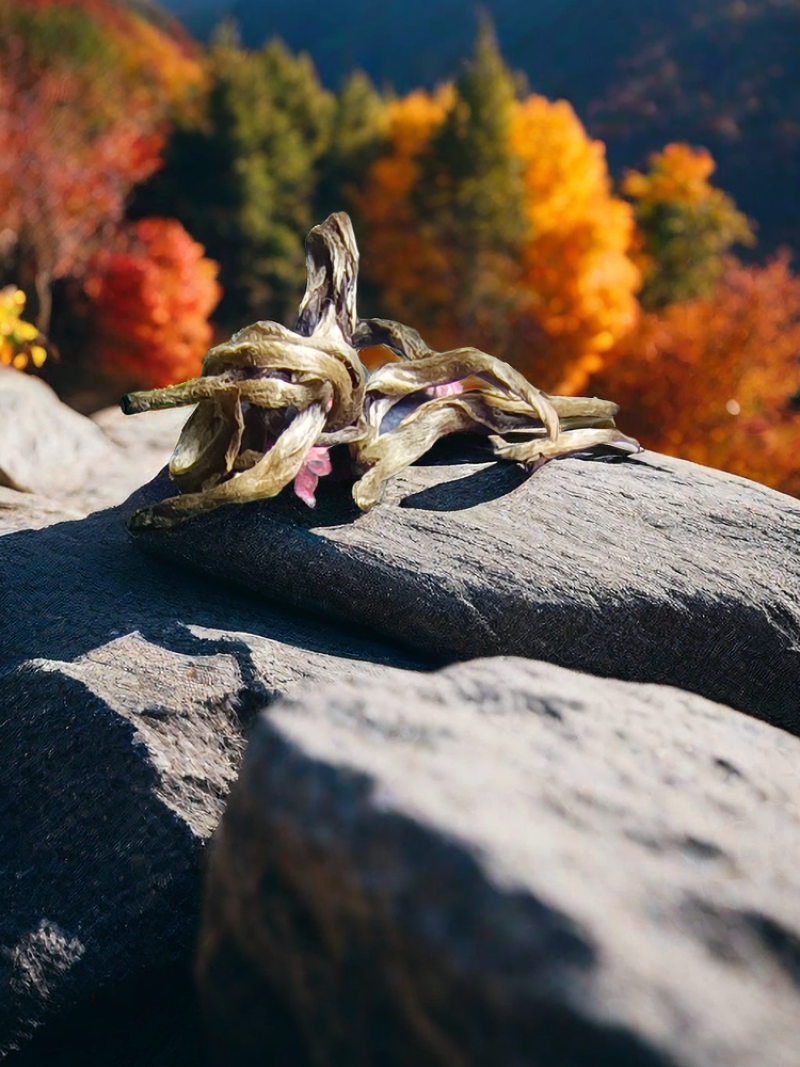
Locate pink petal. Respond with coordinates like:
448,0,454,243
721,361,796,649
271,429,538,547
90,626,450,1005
293,466,319,508
304,445,332,476
425,381,464,399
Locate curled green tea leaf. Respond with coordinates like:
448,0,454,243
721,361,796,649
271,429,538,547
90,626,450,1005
123,212,641,530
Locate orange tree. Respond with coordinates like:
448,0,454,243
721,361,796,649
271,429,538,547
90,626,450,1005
355,86,457,343
590,255,800,496
511,96,640,392
356,24,639,391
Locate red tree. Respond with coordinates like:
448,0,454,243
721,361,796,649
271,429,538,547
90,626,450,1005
0,0,203,331
84,219,220,389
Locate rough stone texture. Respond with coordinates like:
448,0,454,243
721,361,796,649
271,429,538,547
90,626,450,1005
90,403,189,456
0,368,188,513
0,368,113,497
0,487,85,534
132,440,800,734
198,657,800,1067
0,492,424,1057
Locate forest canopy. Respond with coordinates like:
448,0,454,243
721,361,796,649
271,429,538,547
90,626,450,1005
0,0,798,499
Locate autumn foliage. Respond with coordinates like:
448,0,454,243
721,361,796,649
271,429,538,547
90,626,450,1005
590,255,800,496
0,287,48,371
356,87,457,339
356,45,639,392
0,0,208,382
623,143,754,310
0,3,799,500
511,97,640,392
83,219,220,390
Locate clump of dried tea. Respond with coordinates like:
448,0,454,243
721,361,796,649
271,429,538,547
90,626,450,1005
123,213,639,530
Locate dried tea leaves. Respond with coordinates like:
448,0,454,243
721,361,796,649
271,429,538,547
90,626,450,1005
123,213,640,530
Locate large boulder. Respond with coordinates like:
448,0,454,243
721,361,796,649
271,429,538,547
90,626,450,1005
131,442,800,734
0,368,114,498
0,368,188,514
0,492,423,1057
197,657,800,1067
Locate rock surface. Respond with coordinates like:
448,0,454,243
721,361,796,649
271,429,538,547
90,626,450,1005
0,367,188,514
0,487,85,534
198,657,800,1067
0,486,424,1056
132,441,800,734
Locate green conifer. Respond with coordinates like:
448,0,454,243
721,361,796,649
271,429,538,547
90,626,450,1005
413,13,528,346
134,27,334,328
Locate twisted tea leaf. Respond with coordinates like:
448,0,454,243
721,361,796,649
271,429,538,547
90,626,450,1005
123,212,641,529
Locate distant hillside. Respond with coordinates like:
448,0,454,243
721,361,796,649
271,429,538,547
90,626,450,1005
158,0,800,254
158,0,653,100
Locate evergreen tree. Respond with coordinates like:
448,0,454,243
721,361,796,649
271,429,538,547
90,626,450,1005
412,14,527,346
133,27,334,328
315,70,388,223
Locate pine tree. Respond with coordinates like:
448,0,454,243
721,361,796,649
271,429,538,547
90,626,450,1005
356,20,638,381
421,14,525,252
411,14,527,347
315,70,388,223
134,28,334,329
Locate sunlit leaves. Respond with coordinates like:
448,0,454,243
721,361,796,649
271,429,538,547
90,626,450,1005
591,255,800,495
0,287,48,371
83,219,220,389
511,96,641,391
623,143,754,310
357,81,640,391
0,0,203,331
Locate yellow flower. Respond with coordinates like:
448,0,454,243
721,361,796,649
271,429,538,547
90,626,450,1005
15,321,38,342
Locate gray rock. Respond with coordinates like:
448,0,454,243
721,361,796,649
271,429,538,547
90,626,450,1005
0,487,85,534
90,404,189,457
131,442,800,734
197,657,800,1067
0,369,117,500
0,369,188,514
0,494,424,1056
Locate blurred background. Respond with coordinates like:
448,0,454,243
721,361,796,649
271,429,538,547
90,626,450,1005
2,0,799,495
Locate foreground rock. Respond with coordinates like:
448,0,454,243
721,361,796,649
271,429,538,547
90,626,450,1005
0,367,188,514
198,657,800,1067
132,442,800,734
0,494,423,1057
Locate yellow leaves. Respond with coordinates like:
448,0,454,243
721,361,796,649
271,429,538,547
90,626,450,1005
122,14,206,112
15,320,38,341
385,86,454,159
0,286,48,371
622,143,716,206
358,83,641,381
510,96,640,388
